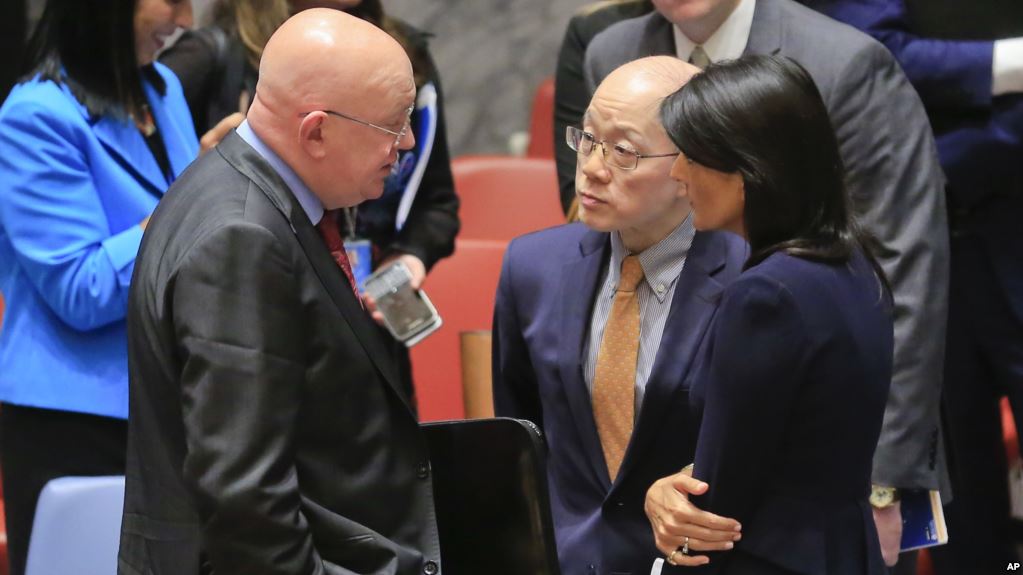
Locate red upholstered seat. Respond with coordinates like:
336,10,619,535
452,155,564,241
526,77,556,160
1003,397,1019,464
411,239,508,421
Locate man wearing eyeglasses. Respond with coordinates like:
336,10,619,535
492,56,747,575
119,9,442,575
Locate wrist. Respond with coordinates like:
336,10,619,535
869,484,900,509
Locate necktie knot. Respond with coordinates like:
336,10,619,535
689,45,711,69
618,255,644,293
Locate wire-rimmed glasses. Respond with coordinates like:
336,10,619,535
566,126,678,170
300,105,414,149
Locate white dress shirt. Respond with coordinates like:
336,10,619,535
672,0,756,65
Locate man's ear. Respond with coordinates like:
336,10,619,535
298,112,328,160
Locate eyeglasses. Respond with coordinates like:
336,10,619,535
300,105,414,150
566,126,678,171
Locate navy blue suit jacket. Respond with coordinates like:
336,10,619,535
809,0,1023,323
690,251,893,575
492,223,747,575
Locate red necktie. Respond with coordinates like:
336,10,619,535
316,209,362,305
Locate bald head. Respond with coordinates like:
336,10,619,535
246,8,416,209
594,56,700,116
255,8,412,120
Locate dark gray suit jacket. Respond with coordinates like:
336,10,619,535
585,0,950,495
118,132,442,575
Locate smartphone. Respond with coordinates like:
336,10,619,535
363,260,443,347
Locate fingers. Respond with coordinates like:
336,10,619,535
670,472,708,496
362,294,386,326
200,112,246,154
664,548,710,568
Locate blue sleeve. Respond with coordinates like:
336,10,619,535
491,242,544,430
814,0,994,110
0,94,142,331
691,275,807,521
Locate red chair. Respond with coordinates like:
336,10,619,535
411,239,508,422
917,548,933,575
526,77,556,160
1003,397,1019,464
452,155,564,241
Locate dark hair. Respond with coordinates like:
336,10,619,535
20,0,163,121
661,55,888,291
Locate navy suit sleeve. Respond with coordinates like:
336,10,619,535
691,275,808,522
813,0,993,110
492,243,544,430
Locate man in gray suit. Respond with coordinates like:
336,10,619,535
119,9,441,575
580,0,950,570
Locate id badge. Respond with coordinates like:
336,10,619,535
345,238,373,291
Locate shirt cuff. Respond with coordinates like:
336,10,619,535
993,37,1023,96
101,224,144,287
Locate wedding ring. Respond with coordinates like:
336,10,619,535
681,536,690,555
667,549,682,566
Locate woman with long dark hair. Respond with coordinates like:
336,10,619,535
0,0,196,573
159,0,459,408
646,55,893,574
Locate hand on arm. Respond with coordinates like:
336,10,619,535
645,465,742,567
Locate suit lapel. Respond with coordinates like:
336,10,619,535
143,79,198,180
642,12,677,57
216,133,412,416
92,114,168,198
744,0,784,56
618,233,729,480
558,230,615,487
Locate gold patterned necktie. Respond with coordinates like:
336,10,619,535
592,254,644,481
689,45,711,69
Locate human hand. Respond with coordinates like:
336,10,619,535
200,112,245,154
645,466,742,567
872,501,903,567
362,254,426,326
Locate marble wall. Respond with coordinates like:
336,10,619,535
384,0,590,156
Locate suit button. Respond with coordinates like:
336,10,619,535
423,560,439,574
416,461,431,479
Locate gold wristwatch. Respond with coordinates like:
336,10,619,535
869,484,900,509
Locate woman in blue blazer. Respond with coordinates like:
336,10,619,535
0,0,196,572
648,56,894,574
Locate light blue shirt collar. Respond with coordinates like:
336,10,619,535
236,119,324,225
609,214,696,303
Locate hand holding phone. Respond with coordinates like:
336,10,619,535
363,260,443,347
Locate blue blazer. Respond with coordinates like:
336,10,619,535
809,0,1023,323
690,251,893,575
0,63,198,419
492,223,747,575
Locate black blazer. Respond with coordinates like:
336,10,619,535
118,132,442,575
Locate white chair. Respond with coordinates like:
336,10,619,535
25,476,125,575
